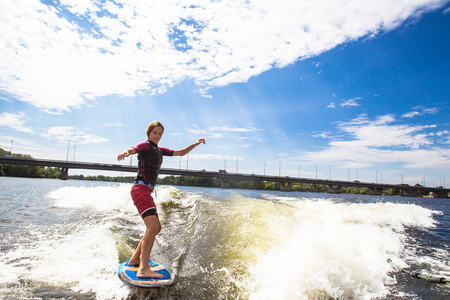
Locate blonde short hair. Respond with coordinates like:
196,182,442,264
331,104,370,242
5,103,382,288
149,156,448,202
146,121,164,138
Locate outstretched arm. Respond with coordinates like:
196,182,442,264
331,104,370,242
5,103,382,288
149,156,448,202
173,139,205,157
117,147,136,161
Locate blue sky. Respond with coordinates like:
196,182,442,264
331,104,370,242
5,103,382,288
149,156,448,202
0,0,449,187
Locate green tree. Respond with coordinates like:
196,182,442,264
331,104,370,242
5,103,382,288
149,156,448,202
263,181,279,190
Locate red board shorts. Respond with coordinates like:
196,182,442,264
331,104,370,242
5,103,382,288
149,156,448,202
131,183,157,218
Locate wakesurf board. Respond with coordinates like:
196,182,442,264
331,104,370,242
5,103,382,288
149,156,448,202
118,259,177,288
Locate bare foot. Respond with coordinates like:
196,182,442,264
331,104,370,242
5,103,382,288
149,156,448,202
128,259,140,266
137,269,164,279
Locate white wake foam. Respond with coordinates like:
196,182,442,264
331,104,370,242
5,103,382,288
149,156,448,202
49,184,135,213
246,200,438,299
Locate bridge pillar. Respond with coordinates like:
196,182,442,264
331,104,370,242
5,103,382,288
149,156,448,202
402,189,418,197
60,167,69,180
327,185,342,194
280,182,292,192
220,178,231,189
368,187,383,195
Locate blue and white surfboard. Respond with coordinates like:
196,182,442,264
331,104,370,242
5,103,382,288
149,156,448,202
118,259,177,288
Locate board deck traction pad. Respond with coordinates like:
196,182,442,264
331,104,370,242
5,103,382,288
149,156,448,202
118,259,177,288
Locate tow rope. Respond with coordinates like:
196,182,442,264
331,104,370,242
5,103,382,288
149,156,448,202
388,259,448,284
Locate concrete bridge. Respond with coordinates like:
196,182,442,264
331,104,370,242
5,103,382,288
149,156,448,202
1,156,449,198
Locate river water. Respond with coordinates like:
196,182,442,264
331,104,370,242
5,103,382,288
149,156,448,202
0,177,449,299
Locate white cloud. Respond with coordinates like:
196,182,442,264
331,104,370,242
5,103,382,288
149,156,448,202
327,102,336,109
188,124,261,137
340,97,362,107
422,107,439,114
300,145,450,169
402,106,439,118
60,0,99,15
42,126,109,144
0,0,446,112
312,131,333,139
208,126,259,133
337,114,434,149
300,114,450,169
433,130,450,137
0,112,33,133
101,122,125,127
402,111,421,118
189,153,230,160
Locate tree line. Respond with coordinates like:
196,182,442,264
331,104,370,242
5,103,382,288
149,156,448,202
69,174,135,182
0,148,62,179
156,175,406,195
